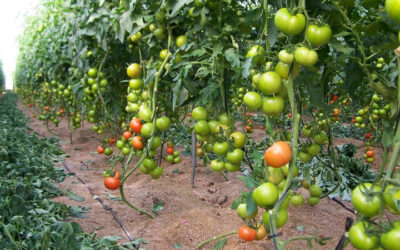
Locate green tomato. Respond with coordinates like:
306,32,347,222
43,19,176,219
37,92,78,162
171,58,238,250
129,79,143,90
307,143,321,156
307,24,332,47
229,131,246,148
116,140,124,149
290,194,304,206
208,120,220,134
307,196,320,206
149,136,161,150
261,96,285,116
385,0,400,23
274,8,306,35
224,162,240,172
150,166,163,179
139,106,152,122
278,50,294,64
121,147,131,155
294,47,318,67
252,182,279,208
298,151,312,163
140,164,150,174
192,106,208,121
194,120,210,135
351,183,382,218
88,68,98,78
383,185,400,214
213,142,228,156
381,227,400,250
313,132,328,144
174,156,181,163
166,155,174,163
140,123,153,138
210,159,225,172
226,148,244,164
143,158,157,171
262,209,288,228
237,203,258,219
104,148,113,156
156,116,171,132
246,45,265,64
243,91,262,111
258,71,282,95
267,167,284,185
219,113,232,126
127,92,139,103
349,221,379,250
275,61,290,80
309,184,323,197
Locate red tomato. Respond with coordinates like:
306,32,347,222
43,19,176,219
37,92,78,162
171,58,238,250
238,226,257,242
366,150,374,158
44,106,51,111
113,171,121,179
167,147,174,154
288,113,292,118
365,133,372,139
123,131,133,140
108,138,116,144
97,145,105,154
130,118,143,134
104,177,120,190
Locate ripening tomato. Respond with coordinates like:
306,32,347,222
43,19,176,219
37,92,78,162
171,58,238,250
366,150,374,158
104,177,120,190
131,136,144,150
127,63,141,78
176,35,187,48
123,131,132,140
264,141,292,168
229,131,246,148
274,8,306,35
238,226,257,242
97,145,105,154
307,24,332,47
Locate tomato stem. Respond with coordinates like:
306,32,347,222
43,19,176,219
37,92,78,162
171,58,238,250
196,230,237,249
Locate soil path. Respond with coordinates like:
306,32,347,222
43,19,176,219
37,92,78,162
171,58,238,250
21,104,361,249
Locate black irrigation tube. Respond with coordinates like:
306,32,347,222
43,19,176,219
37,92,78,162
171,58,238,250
62,161,134,241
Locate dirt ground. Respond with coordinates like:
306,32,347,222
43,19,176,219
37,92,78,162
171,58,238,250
20,104,370,250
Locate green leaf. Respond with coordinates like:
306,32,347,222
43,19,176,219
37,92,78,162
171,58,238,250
213,239,226,250
170,0,194,18
173,243,183,248
242,58,252,79
106,193,122,201
246,192,257,217
152,201,165,215
65,188,84,202
224,48,240,68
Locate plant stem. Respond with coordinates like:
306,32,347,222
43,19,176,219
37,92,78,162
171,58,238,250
269,71,300,250
191,121,197,188
196,230,237,248
119,185,154,219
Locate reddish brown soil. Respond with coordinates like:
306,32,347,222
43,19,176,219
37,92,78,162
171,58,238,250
20,104,370,250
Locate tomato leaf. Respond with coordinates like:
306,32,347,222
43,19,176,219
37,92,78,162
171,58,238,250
242,58,252,79
152,201,165,215
64,188,84,202
170,0,194,18
213,239,226,250
246,192,257,217
173,243,183,248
